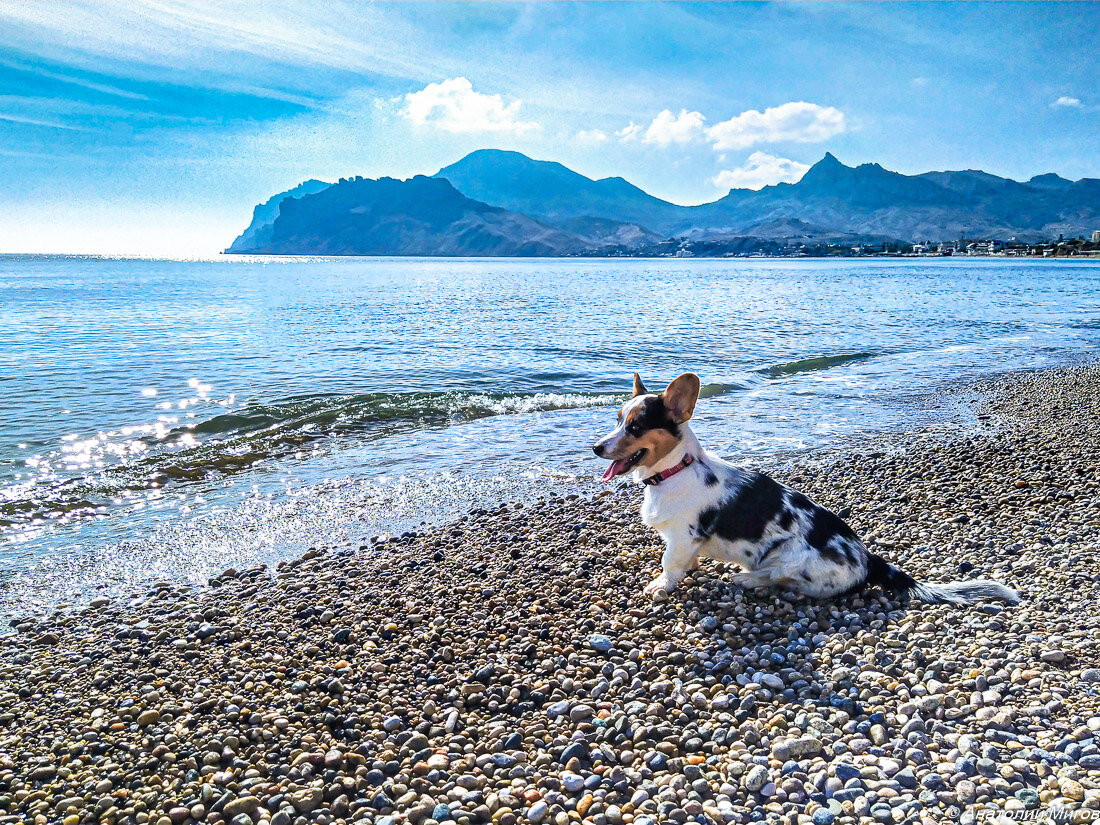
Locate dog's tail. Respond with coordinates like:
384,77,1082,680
863,552,1019,606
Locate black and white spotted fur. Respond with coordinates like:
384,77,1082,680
594,378,1020,606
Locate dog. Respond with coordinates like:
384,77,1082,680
592,371,1019,606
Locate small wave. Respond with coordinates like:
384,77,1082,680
1,389,623,528
757,352,876,378
178,390,622,442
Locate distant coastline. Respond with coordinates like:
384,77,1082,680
226,150,1100,259
575,234,1100,259
224,240,1100,260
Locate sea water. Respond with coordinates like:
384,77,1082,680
3,254,1099,621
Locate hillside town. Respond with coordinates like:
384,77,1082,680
651,231,1100,259
906,231,1100,257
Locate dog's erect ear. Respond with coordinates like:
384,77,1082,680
632,372,648,397
662,372,701,423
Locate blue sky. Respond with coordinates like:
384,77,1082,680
0,1,1097,255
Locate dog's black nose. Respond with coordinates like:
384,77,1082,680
592,443,605,457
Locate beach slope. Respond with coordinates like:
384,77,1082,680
3,366,1099,824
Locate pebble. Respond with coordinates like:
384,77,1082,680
562,773,585,793
382,715,403,732
588,634,614,653
744,765,770,792
834,763,861,782
546,700,570,718
759,673,785,691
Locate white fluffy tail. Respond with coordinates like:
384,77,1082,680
864,554,1020,606
908,579,1020,606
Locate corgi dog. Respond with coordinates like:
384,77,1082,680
592,371,1019,606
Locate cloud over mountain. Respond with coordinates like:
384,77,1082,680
643,109,706,146
706,102,847,150
400,77,539,135
713,152,810,191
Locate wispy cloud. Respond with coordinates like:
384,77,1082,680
707,102,846,150
0,111,86,131
575,128,607,144
0,1,450,106
615,121,642,142
0,93,220,127
400,77,539,135
643,108,705,146
1052,96,1081,108
713,151,809,191
0,56,151,101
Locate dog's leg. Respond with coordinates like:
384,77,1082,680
730,569,778,591
644,531,698,596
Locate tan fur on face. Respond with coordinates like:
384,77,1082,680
632,427,680,469
622,403,680,468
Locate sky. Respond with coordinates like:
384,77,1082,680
0,1,1097,256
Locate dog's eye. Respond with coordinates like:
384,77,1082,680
627,422,642,437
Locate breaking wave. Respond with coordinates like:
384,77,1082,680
0,389,622,528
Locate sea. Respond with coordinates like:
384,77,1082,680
3,254,1100,623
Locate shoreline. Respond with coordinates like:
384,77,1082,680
3,364,1100,824
7,252,1100,263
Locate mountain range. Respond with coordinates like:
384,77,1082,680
226,149,1100,256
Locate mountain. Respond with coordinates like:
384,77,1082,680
227,151,1100,255
682,153,1099,242
1028,173,1074,191
434,149,685,233
552,216,663,250
229,175,586,256
226,179,331,253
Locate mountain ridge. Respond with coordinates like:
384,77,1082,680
226,150,1100,255
226,179,331,253
246,175,589,257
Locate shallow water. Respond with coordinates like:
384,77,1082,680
2,254,1099,620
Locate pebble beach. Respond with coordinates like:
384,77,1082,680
3,364,1100,825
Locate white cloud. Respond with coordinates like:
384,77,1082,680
400,77,539,135
712,151,810,191
643,108,706,146
1052,96,1082,108
911,77,929,88
0,112,85,131
706,101,846,150
615,121,642,142
575,128,608,144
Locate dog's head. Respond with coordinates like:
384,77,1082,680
592,372,701,481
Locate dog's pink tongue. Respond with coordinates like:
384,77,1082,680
602,458,631,482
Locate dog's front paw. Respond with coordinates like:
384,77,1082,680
643,574,673,598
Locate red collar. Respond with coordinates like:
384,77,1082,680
642,454,695,486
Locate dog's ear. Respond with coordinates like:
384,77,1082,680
662,372,701,423
632,372,648,397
